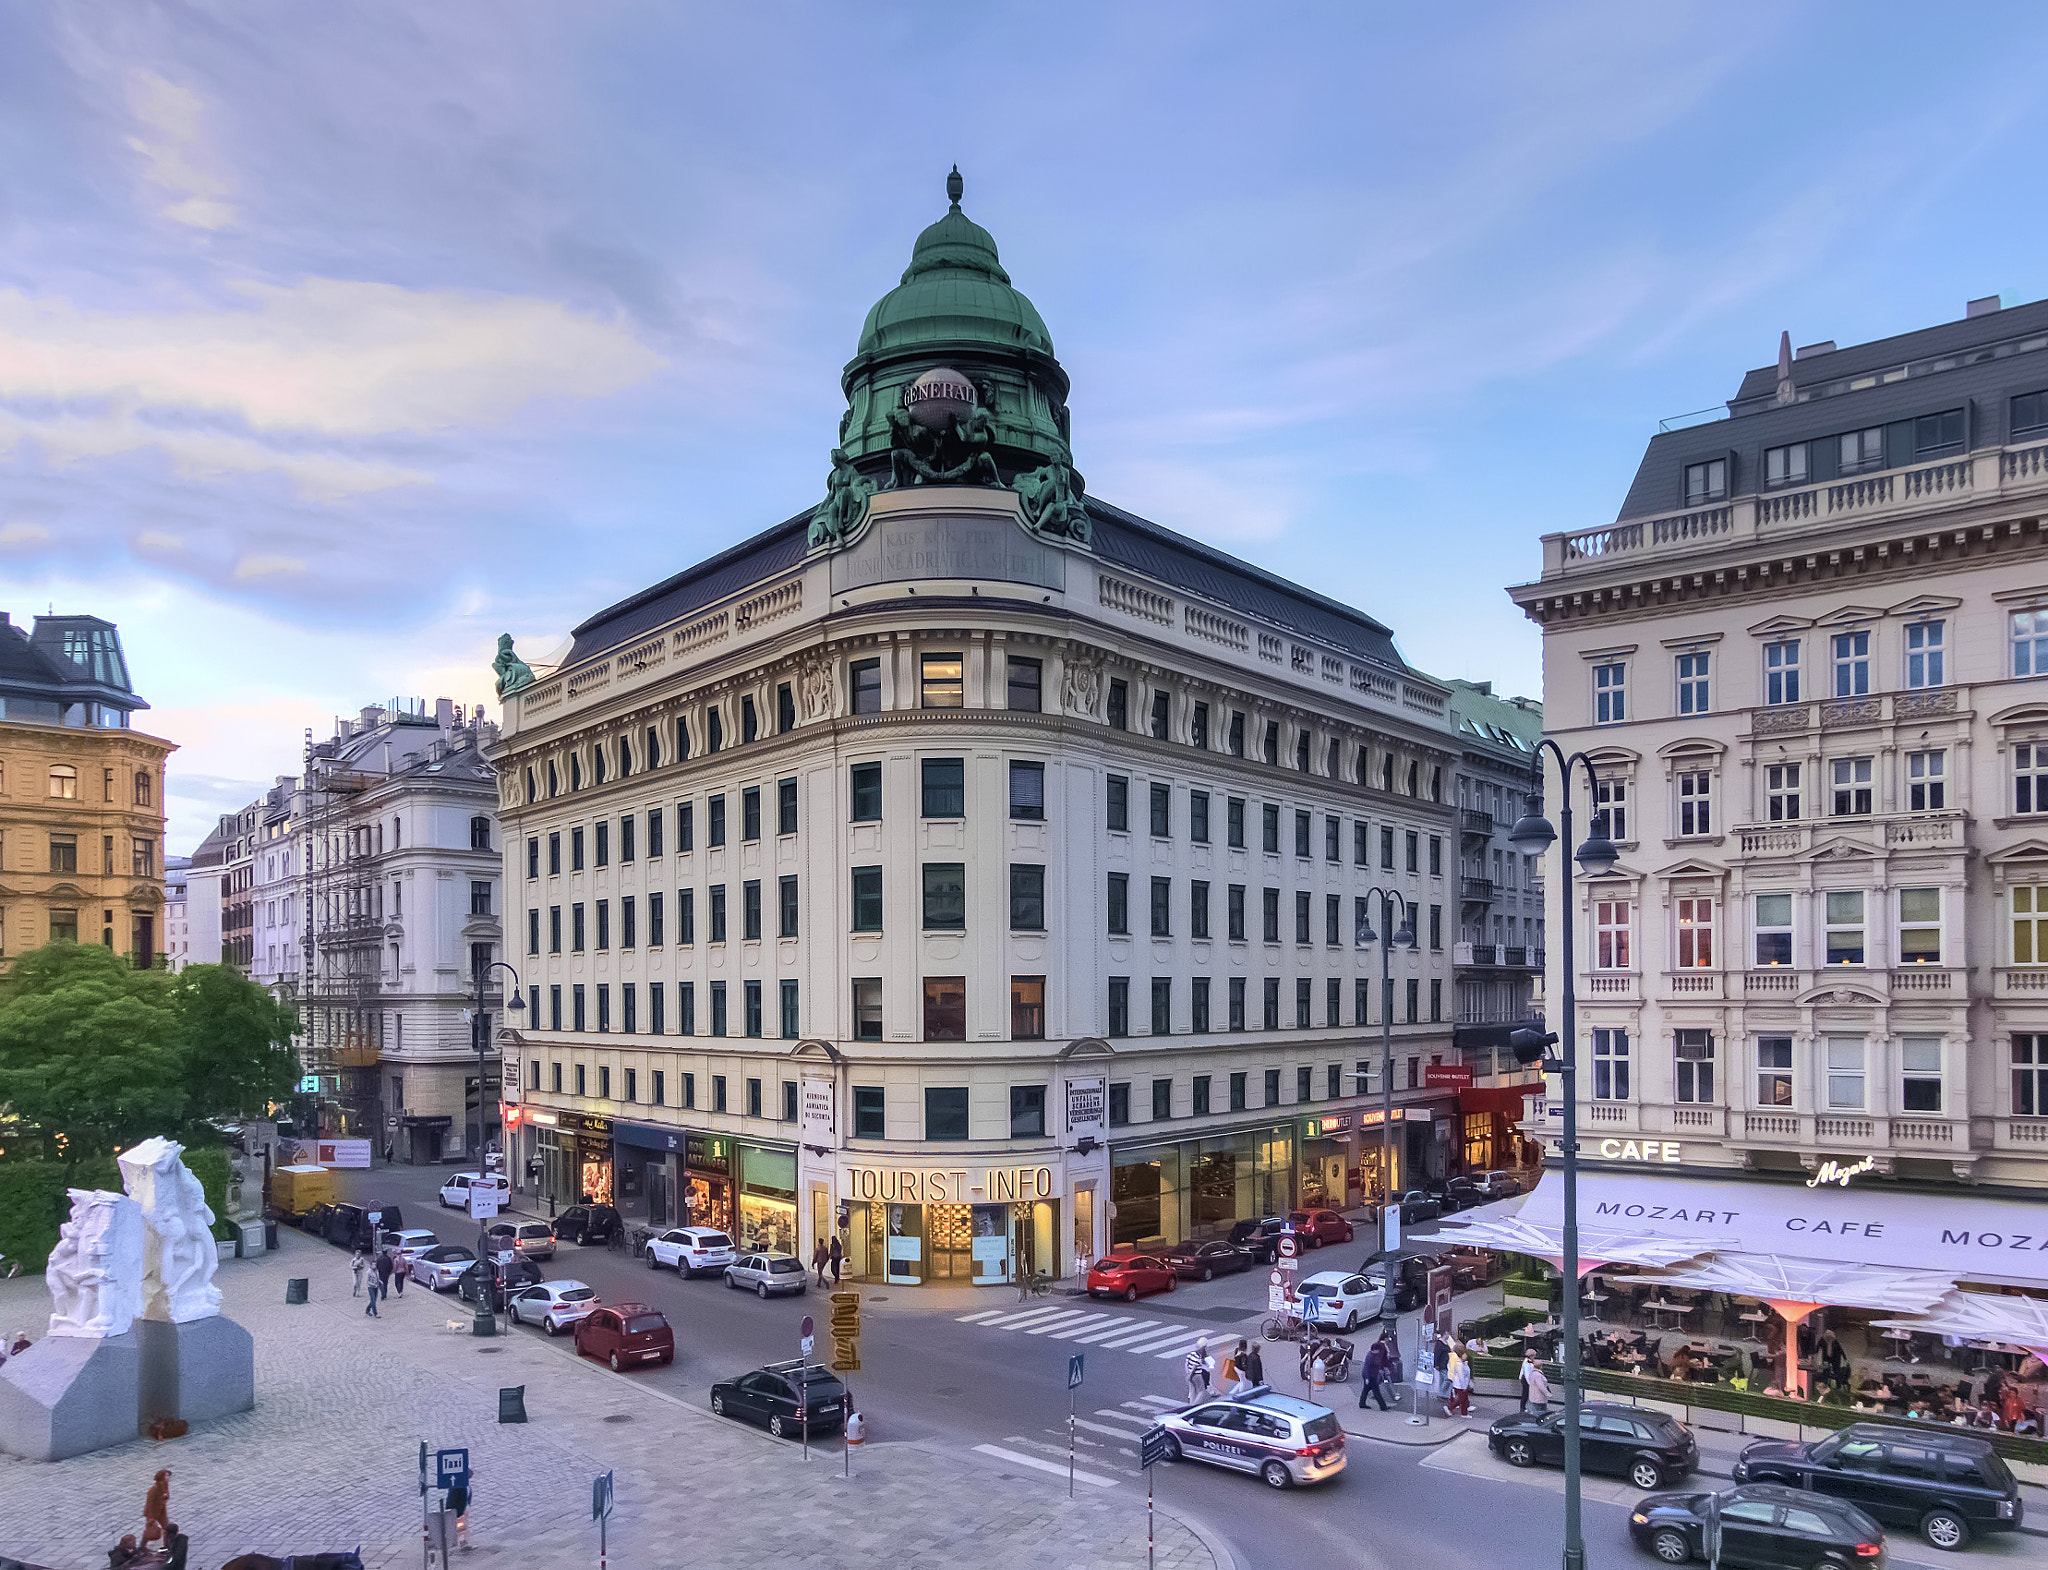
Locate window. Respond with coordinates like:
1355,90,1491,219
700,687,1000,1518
1675,650,1710,715
1676,771,1712,836
1764,638,1801,705
1593,662,1626,724
1826,1037,1864,1109
1149,689,1169,740
1765,763,1801,822
1906,749,1945,812
2014,1036,2048,1116
1191,977,1210,1032
1325,894,1340,947
1151,1077,1172,1120
1591,1028,1628,1100
1914,407,1965,455
1294,978,1311,1027
1405,831,1419,873
853,1085,885,1138
1296,1065,1311,1101
923,979,966,1043
1009,762,1044,821
1150,877,1172,937
922,758,964,818
1010,865,1045,930
1825,891,1865,964
1326,978,1340,1026
1227,884,1246,941
776,682,795,735
709,795,726,847
1764,442,1808,488
1831,757,1873,816
1150,783,1171,838
1594,900,1630,969
1012,976,1045,1040
530,835,544,879
1429,835,1442,875
1904,621,1944,690
778,875,799,939
1108,1083,1130,1126
2016,743,2048,813
925,1084,969,1138
2015,885,2048,962
852,978,883,1041
850,761,882,821
1230,980,1247,1032
744,980,763,1038
920,654,962,709
707,709,722,753
527,909,540,954
712,1067,727,1105
47,765,76,799
1831,630,1870,697
741,696,758,745
742,787,761,842
571,902,587,951
1838,426,1883,474
1190,791,1209,843
2013,390,2048,437
1152,977,1172,1035
1675,897,1713,968
1429,904,1442,949
922,864,966,930
132,838,155,877
1263,978,1280,1030
650,986,666,1037
850,658,882,714
1294,891,1310,945
1405,979,1419,1023
673,717,691,763
1108,977,1130,1037
1293,810,1310,858
549,906,562,952
1107,679,1128,730
571,826,586,870
1592,777,1627,841
1106,775,1128,832
573,989,587,1033
678,802,693,852
1754,893,1792,966
1191,702,1209,749
1262,722,1279,765
1901,1036,1942,1112
1189,1073,1209,1116
1261,888,1280,944
1107,873,1129,935
778,979,799,1039
1898,887,1941,964
1261,804,1279,854
1007,657,1041,713
742,881,761,942
709,885,726,944
1755,1036,1792,1106
621,896,637,948
678,888,695,945
1226,797,1245,848
1674,1029,1715,1103
1683,457,1726,504
778,777,798,836
1008,1083,1046,1137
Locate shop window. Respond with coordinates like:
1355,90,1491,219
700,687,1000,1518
925,1085,969,1140
922,864,966,930
1900,1036,1943,1113
853,1086,885,1138
1108,1082,1130,1126
852,978,882,1041
921,758,964,818
1007,657,1041,713
1826,1037,1864,1110
1898,887,1942,964
1151,1078,1172,1120
1010,1085,1045,1137
923,977,966,1042
2014,1036,2048,1115
920,653,963,709
1674,1029,1714,1103
1107,977,1130,1037
1754,893,1792,966
1755,1037,1792,1106
850,658,882,714
1011,976,1045,1040
1825,891,1865,964
1009,762,1044,821
1591,1028,1629,1100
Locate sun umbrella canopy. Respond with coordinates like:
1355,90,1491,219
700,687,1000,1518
1643,1252,1956,1314
1443,1215,1733,1272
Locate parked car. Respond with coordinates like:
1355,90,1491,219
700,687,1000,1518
1425,1177,1482,1213
410,1244,478,1292
1468,1170,1525,1201
1086,1254,1178,1301
1490,1400,1698,1490
437,1172,509,1210
456,1256,544,1310
1364,1255,1427,1313
1377,1190,1442,1225
723,1252,809,1298
573,1303,674,1371
646,1226,738,1277
1161,1240,1255,1282
379,1227,440,1261
298,1202,336,1237
554,1204,623,1246
1732,1422,2023,1550
1295,1269,1385,1332
507,1279,600,1335
486,1220,557,1261
322,1203,375,1251
1228,1217,1288,1265
1286,1209,1355,1248
1628,1483,1886,1568
1154,1390,1347,1489
710,1360,848,1439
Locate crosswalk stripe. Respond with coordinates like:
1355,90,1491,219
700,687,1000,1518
1039,1315,1124,1339
1086,1323,1187,1350
980,1306,1078,1331
1112,1327,1202,1354
954,1309,1008,1324
1132,1395,1181,1408
1062,1319,1161,1345
1154,1335,1214,1358
972,1443,1119,1489
1094,1408,1156,1427
1073,1418,1144,1441
1021,1311,1099,1336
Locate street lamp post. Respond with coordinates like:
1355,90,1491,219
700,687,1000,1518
470,959,526,1253
1505,743,1618,1570
1353,890,1414,1254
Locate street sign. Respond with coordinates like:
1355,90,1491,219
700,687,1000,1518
469,1185,501,1221
591,1470,613,1522
1279,1254,1298,1273
434,1448,469,1491
829,1289,861,1372
1267,1280,1288,1312
1277,1234,1297,1259
1384,1205,1402,1255
297,1074,320,1093
1068,1353,1085,1391
1140,1427,1171,1469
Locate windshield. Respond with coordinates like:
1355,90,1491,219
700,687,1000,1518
769,1259,803,1273
1302,1414,1339,1442
560,1288,596,1302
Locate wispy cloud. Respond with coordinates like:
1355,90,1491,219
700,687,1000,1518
122,68,234,230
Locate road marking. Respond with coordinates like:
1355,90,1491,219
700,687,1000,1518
1063,1318,1168,1345
1035,1314,1125,1338
1021,1311,1101,1336
1075,1418,1145,1440
1086,1323,1191,1351
972,1443,1119,1489
1152,1334,1217,1359
954,1309,1008,1324
1132,1395,1180,1408
979,1306,1079,1331
1093,1409,1155,1429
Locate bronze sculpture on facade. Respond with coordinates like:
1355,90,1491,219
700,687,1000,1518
492,634,536,699
1014,460,1091,543
808,448,876,548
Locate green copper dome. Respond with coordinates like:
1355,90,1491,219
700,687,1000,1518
855,168,1054,357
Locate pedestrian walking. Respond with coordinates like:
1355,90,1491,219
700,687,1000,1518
1447,1343,1473,1416
1183,1337,1212,1403
350,1249,367,1297
1241,1340,1264,1390
1521,1354,1550,1416
1358,1339,1391,1412
393,1250,410,1297
375,1248,395,1299
811,1240,829,1288
828,1234,843,1285
364,1275,381,1317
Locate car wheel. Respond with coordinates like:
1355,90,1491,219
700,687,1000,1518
769,1415,786,1439
1648,1527,1690,1564
1920,1508,1969,1551
545,1318,559,1336
1125,1286,1139,1303
660,1352,673,1365
758,1282,770,1300
647,1249,660,1270
1343,1312,1359,1333
609,1352,622,1372
1164,1275,1177,1292
1629,1458,1664,1490
1504,1436,1535,1468
711,1395,725,1417
1160,1433,1182,1462
725,1274,736,1290
1260,1459,1290,1490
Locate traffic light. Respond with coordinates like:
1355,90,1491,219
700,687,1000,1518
1509,1028,1558,1067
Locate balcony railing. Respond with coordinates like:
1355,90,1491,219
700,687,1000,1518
1581,971,1640,1000
1743,968,1807,996
1454,942,1544,969
1733,809,1968,860
1460,808,1494,839
1995,967,2048,999
1663,970,1723,999
1460,876,1495,904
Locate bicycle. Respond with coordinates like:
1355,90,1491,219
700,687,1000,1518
626,1225,656,1257
1261,1309,1307,1343
1015,1269,1053,1302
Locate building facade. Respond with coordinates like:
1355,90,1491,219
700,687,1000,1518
1510,295,2048,1193
492,176,1469,1285
185,820,227,968
164,853,191,971
0,612,173,972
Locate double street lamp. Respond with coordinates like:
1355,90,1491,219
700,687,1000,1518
1353,889,1414,1255
1504,742,1618,1570
468,959,525,1253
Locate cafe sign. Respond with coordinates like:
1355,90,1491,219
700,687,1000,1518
1806,1155,1876,1189
1596,1139,1683,1164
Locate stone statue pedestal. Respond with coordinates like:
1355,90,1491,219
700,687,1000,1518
138,1316,254,1430
0,1332,140,1461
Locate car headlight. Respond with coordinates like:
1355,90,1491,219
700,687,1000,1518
1630,1514,1648,1525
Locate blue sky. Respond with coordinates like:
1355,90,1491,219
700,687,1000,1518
6,1,2048,852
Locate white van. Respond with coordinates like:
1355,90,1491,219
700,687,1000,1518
438,1171,511,1209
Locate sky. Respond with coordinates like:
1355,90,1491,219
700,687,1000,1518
6,1,2048,853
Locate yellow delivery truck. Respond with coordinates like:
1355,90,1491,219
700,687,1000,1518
271,1163,336,1219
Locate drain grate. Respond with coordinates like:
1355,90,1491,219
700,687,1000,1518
602,1414,633,1424
476,1347,504,1355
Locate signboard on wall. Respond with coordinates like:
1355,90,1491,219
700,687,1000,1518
1064,1077,1106,1138
800,1078,836,1146
1424,1064,1474,1089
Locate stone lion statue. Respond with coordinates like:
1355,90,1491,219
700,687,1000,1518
118,1138,222,1324
45,1189,145,1339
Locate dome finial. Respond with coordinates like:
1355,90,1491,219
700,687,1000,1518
946,165,963,209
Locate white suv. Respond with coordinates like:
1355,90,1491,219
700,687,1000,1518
645,1227,737,1278
439,1172,510,1210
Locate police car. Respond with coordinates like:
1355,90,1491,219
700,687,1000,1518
1153,1387,1347,1489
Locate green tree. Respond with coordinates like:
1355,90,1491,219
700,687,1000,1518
170,963,301,1121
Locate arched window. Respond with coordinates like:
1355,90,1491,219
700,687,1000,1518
49,764,77,799
134,769,152,807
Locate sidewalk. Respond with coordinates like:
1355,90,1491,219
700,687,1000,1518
0,1232,1216,1570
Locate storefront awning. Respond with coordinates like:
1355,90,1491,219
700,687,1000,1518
1645,1252,1957,1315
1512,1169,2048,1288
1443,1214,1733,1275
1872,1291,2048,1357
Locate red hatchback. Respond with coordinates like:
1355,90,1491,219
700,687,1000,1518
573,1303,675,1371
1287,1209,1355,1248
1086,1254,1178,1302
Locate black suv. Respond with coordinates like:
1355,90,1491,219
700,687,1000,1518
1490,1400,1699,1490
710,1360,848,1439
1228,1217,1288,1265
1734,1422,2023,1551
456,1256,544,1310
555,1204,622,1246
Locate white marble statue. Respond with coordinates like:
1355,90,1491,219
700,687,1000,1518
45,1188,145,1340
118,1137,222,1324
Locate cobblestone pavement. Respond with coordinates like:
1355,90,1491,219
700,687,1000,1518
0,1234,1215,1570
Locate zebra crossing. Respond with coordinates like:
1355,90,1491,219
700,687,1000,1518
969,1395,1183,1490
954,1302,1251,1360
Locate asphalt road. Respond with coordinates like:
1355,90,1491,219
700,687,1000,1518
315,1163,1719,1570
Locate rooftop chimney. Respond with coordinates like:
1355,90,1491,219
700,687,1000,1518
1968,294,2003,319
434,697,455,728
358,705,383,730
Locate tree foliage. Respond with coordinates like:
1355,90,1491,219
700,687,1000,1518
0,944,301,1159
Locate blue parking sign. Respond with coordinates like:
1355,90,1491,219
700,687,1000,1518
435,1448,469,1491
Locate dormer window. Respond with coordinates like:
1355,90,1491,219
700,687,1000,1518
1684,458,1727,505
1764,443,1808,489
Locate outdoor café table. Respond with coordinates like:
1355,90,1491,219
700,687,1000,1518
1738,1308,1771,1325
1582,1287,1610,1321
1643,1300,1696,1326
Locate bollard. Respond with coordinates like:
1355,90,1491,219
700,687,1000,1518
473,1310,496,1337
285,1277,309,1304
1310,1356,1327,1405
498,1385,527,1424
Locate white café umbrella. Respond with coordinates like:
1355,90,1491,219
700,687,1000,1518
1871,1289,2048,1361
1442,1214,1733,1276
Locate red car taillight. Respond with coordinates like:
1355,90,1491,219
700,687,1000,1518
1854,1547,1881,1560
